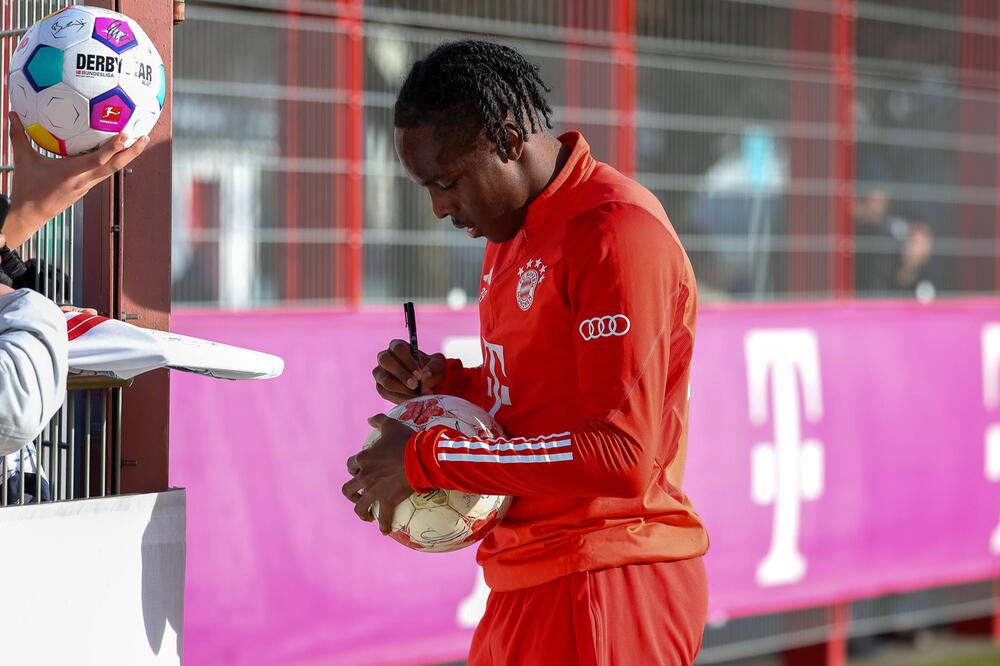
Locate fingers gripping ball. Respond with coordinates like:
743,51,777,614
363,395,512,553
7,5,165,156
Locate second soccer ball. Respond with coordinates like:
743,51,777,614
363,395,511,553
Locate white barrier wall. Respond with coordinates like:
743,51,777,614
0,490,185,665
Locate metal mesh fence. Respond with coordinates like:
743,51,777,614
172,0,1000,306
697,581,998,663
0,0,120,506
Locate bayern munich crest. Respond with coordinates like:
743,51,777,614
515,258,547,311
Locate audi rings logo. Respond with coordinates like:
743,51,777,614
579,315,631,341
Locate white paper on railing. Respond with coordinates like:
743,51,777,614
66,312,284,381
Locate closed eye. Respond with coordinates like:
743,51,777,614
438,177,460,191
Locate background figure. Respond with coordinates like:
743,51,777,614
854,152,934,297
688,128,787,299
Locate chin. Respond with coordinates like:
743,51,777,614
478,226,509,243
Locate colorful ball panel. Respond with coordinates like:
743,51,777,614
36,7,95,49
89,88,135,134
26,123,66,156
92,16,139,54
24,45,63,92
37,83,90,138
157,63,166,108
8,70,37,122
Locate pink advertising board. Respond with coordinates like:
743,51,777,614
170,301,1000,665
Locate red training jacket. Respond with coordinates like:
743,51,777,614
404,132,709,591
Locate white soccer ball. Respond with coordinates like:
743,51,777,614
364,395,512,553
8,5,164,156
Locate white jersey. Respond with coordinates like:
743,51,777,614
0,289,67,455
67,312,284,381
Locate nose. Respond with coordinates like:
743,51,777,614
429,190,456,220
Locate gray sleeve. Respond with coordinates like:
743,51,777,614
0,289,68,455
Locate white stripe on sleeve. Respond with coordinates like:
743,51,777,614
437,452,574,464
438,438,571,453
439,431,570,444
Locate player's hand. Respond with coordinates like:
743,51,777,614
342,414,416,534
3,111,151,248
372,339,446,404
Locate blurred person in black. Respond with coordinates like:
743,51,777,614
854,153,934,297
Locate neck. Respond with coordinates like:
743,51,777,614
526,132,571,204
493,132,571,243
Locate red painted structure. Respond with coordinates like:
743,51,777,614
610,0,636,177
75,0,174,494
340,0,364,306
283,0,300,302
831,0,855,298
281,0,363,305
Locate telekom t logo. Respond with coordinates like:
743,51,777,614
746,329,824,587
444,337,511,418
982,325,1000,554
482,339,511,417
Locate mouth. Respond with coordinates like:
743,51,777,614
451,219,482,238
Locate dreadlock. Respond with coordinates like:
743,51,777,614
394,40,554,159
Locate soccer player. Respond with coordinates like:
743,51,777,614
342,41,709,664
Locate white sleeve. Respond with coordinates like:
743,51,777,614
0,289,68,455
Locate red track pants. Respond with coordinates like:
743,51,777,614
467,557,708,666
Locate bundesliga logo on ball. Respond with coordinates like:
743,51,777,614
7,6,165,156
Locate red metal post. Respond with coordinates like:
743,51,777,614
787,2,811,296
83,0,174,494
996,7,1000,294
610,0,636,176
783,603,849,666
958,0,994,293
339,0,364,307
994,579,1000,644
333,28,345,301
333,0,365,307
1,0,11,194
952,580,1000,644
830,0,856,299
562,2,582,128
284,0,300,302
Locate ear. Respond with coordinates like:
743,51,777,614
500,120,526,162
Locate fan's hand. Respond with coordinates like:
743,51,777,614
3,111,150,248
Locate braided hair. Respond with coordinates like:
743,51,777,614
394,40,554,158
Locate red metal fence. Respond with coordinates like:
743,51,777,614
178,0,990,307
